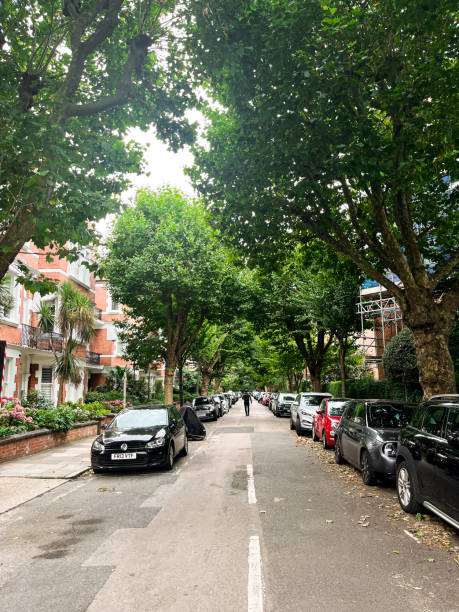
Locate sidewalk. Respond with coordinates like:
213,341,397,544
0,436,94,514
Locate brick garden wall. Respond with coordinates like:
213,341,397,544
0,415,114,463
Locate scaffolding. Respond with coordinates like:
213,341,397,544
357,284,404,365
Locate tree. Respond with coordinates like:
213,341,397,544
189,323,227,396
38,281,94,405
105,187,234,404
185,0,458,398
0,1,195,282
383,328,419,387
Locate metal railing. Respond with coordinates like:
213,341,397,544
21,325,64,352
86,350,101,365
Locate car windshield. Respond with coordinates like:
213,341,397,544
195,397,212,406
110,409,168,429
328,401,351,416
280,395,296,402
302,396,325,406
368,404,413,429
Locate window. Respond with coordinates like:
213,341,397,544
3,358,14,397
445,408,459,439
421,405,446,438
68,257,90,288
343,402,356,421
0,275,19,322
40,367,54,401
353,402,366,425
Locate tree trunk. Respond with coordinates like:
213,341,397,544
178,360,184,406
201,367,212,396
410,327,456,399
403,297,457,399
309,367,321,392
163,358,176,405
214,378,222,393
338,337,346,397
195,363,201,396
287,373,294,392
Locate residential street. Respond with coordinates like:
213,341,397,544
0,399,457,612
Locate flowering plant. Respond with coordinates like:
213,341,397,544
102,399,132,413
0,397,36,436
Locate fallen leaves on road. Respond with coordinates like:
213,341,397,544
294,432,459,565
325,519,333,524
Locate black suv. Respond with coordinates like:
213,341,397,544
396,394,459,529
334,399,414,485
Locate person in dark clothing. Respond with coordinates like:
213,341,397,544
242,390,252,416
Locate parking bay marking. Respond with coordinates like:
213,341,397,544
247,464,257,505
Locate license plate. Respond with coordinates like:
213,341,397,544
111,453,136,460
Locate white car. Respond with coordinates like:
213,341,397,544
290,392,333,435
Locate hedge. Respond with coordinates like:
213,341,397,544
324,378,423,403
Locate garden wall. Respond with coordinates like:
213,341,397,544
0,415,114,464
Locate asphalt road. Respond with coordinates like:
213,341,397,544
0,399,457,612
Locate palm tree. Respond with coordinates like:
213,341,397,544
38,281,95,405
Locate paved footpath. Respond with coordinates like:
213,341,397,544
0,400,457,612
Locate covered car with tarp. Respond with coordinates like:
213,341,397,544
179,404,206,440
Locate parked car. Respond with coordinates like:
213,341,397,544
290,392,333,435
396,394,459,529
269,393,279,411
212,395,224,417
218,393,230,414
334,399,414,485
272,393,297,417
312,398,352,448
193,396,219,421
91,404,187,472
261,393,271,406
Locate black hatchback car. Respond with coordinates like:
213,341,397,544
396,395,459,529
91,404,187,473
334,399,414,485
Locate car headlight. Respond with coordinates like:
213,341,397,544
300,409,308,415
146,437,166,448
93,439,104,451
382,442,397,457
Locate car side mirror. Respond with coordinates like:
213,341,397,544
316,410,323,416
448,434,459,448
101,424,108,430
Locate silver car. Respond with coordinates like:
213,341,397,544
290,392,333,435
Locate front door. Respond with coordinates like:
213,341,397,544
437,407,459,519
415,403,448,503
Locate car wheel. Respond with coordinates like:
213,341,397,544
164,443,174,471
334,437,344,464
397,461,422,514
361,450,376,486
290,416,294,430
322,431,328,449
311,426,317,442
180,435,188,457
296,417,303,437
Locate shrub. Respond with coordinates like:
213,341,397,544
102,399,132,413
71,406,92,423
324,377,422,403
22,391,54,411
84,391,105,404
382,328,419,384
0,398,36,437
34,406,74,432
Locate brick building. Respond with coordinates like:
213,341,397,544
0,243,163,404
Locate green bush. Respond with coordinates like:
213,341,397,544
382,328,419,384
324,377,422,403
22,391,54,410
35,406,75,432
84,391,105,404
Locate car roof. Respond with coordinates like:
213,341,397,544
300,392,333,396
326,397,353,401
124,404,171,410
362,399,416,406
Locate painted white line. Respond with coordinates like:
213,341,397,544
403,529,420,543
248,535,263,612
247,464,257,505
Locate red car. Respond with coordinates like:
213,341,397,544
261,393,271,406
312,398,352,448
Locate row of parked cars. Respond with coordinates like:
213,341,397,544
191,391,238,421
258,391,459,530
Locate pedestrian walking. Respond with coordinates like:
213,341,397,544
242,390,252,416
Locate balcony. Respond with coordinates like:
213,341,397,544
22,325,63,352
86,351,101,365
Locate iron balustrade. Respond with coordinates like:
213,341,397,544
21,325,64,352
86,351,101,365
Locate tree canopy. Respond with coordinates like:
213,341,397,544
184,0,458,397
0,1,195,282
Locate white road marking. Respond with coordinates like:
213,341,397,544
247,464,257,505
403,529,420,543
51,481,86,503
248,535,263,612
